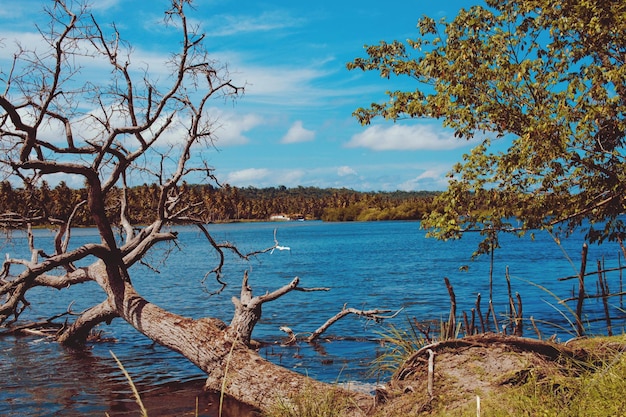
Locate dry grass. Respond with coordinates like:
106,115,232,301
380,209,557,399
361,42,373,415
264,381,357,417
108,350,148,417
370,334,626,417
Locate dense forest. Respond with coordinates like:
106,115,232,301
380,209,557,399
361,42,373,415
0,181,438,226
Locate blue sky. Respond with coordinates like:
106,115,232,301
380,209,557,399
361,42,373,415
1,0,480,191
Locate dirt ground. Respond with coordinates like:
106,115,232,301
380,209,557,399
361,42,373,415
372,333,626,416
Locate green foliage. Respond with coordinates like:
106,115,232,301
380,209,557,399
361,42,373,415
0,181,436,226
482,341,626,417
321,192,437,221
349,0,626,254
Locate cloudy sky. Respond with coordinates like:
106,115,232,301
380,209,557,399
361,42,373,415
1,0,479,191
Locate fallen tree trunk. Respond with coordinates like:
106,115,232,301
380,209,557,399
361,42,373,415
114,283,374,413
0,2,376,413
57,260,374,413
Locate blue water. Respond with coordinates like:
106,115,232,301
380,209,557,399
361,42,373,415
1,221,624,416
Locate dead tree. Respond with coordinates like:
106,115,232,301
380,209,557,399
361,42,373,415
306,305,399,343
0,1,373,413
231,271,331,346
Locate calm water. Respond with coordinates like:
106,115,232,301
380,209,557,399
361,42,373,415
1,220,624,416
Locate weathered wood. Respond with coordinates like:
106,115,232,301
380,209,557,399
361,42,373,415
114,283,373,413
597,260,612,336
514,292,523,337
230,271,331,346
306,306,396,343
426,348,435,399
50,260,372,412
575,243,588,336
489,300,498,333
462,311,471,336
444,277,456,339
57,300,117,346
475,293,485,333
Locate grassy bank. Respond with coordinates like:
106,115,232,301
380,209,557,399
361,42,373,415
264,333,626,417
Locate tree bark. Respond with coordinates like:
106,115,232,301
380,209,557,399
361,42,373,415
0,2,377,413
112,278,373,413
56,261,374,413
306,306,394,343
57,300,117,347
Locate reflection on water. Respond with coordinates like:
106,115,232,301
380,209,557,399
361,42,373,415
1,332,373,416
1,335,258,416
1,220,623,416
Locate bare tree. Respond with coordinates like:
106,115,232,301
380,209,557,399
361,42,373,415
0,1,373,413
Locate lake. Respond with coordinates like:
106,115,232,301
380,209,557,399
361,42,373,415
1,220,624,416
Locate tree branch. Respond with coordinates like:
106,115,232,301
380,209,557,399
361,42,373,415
306,306,402,343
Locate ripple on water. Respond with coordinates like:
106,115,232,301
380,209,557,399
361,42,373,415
2,221,621,415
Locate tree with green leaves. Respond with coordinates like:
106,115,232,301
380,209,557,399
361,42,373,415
349,0,626,253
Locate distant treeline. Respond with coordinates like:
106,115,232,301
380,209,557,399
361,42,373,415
0,181,438,225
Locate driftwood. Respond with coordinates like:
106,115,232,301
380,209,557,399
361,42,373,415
0,303,78,337
0,320,63,337
306,305,402,343
275,305,402,344
0,2,380,413
426,348,435,399
576,243,588,336
476,293,485,333
597,260,613,336
505,266,523,336
443,277,456,339
555,243,626,336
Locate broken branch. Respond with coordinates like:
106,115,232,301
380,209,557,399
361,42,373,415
306,306,402,343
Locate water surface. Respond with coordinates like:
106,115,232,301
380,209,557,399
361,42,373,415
1,221,623,416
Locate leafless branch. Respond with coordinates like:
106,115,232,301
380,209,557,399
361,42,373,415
306,306,403,343
196,223,279,293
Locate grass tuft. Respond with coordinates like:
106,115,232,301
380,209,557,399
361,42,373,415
370,319,429,379
265,381,355,417
480,339,626,417
110,350,148,417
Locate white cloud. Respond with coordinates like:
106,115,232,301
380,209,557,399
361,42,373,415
224,168,305,187
281,121,315,144
236,64,332,105
205,11,304,37
397,167,452,191
150,108,263,148
346,124,468,151
0,31,49,60
211,110,264,146
138,108,263,148
26,101,261,153
337,166,357,177
279,169,306,186
0,30,178,85
217,163,453,191
89,0,122,11
225,168,271,185
217,51,354,108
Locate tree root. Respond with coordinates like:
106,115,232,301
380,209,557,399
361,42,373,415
396,333,593,382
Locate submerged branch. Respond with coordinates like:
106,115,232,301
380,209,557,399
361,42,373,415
306,306,402,343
